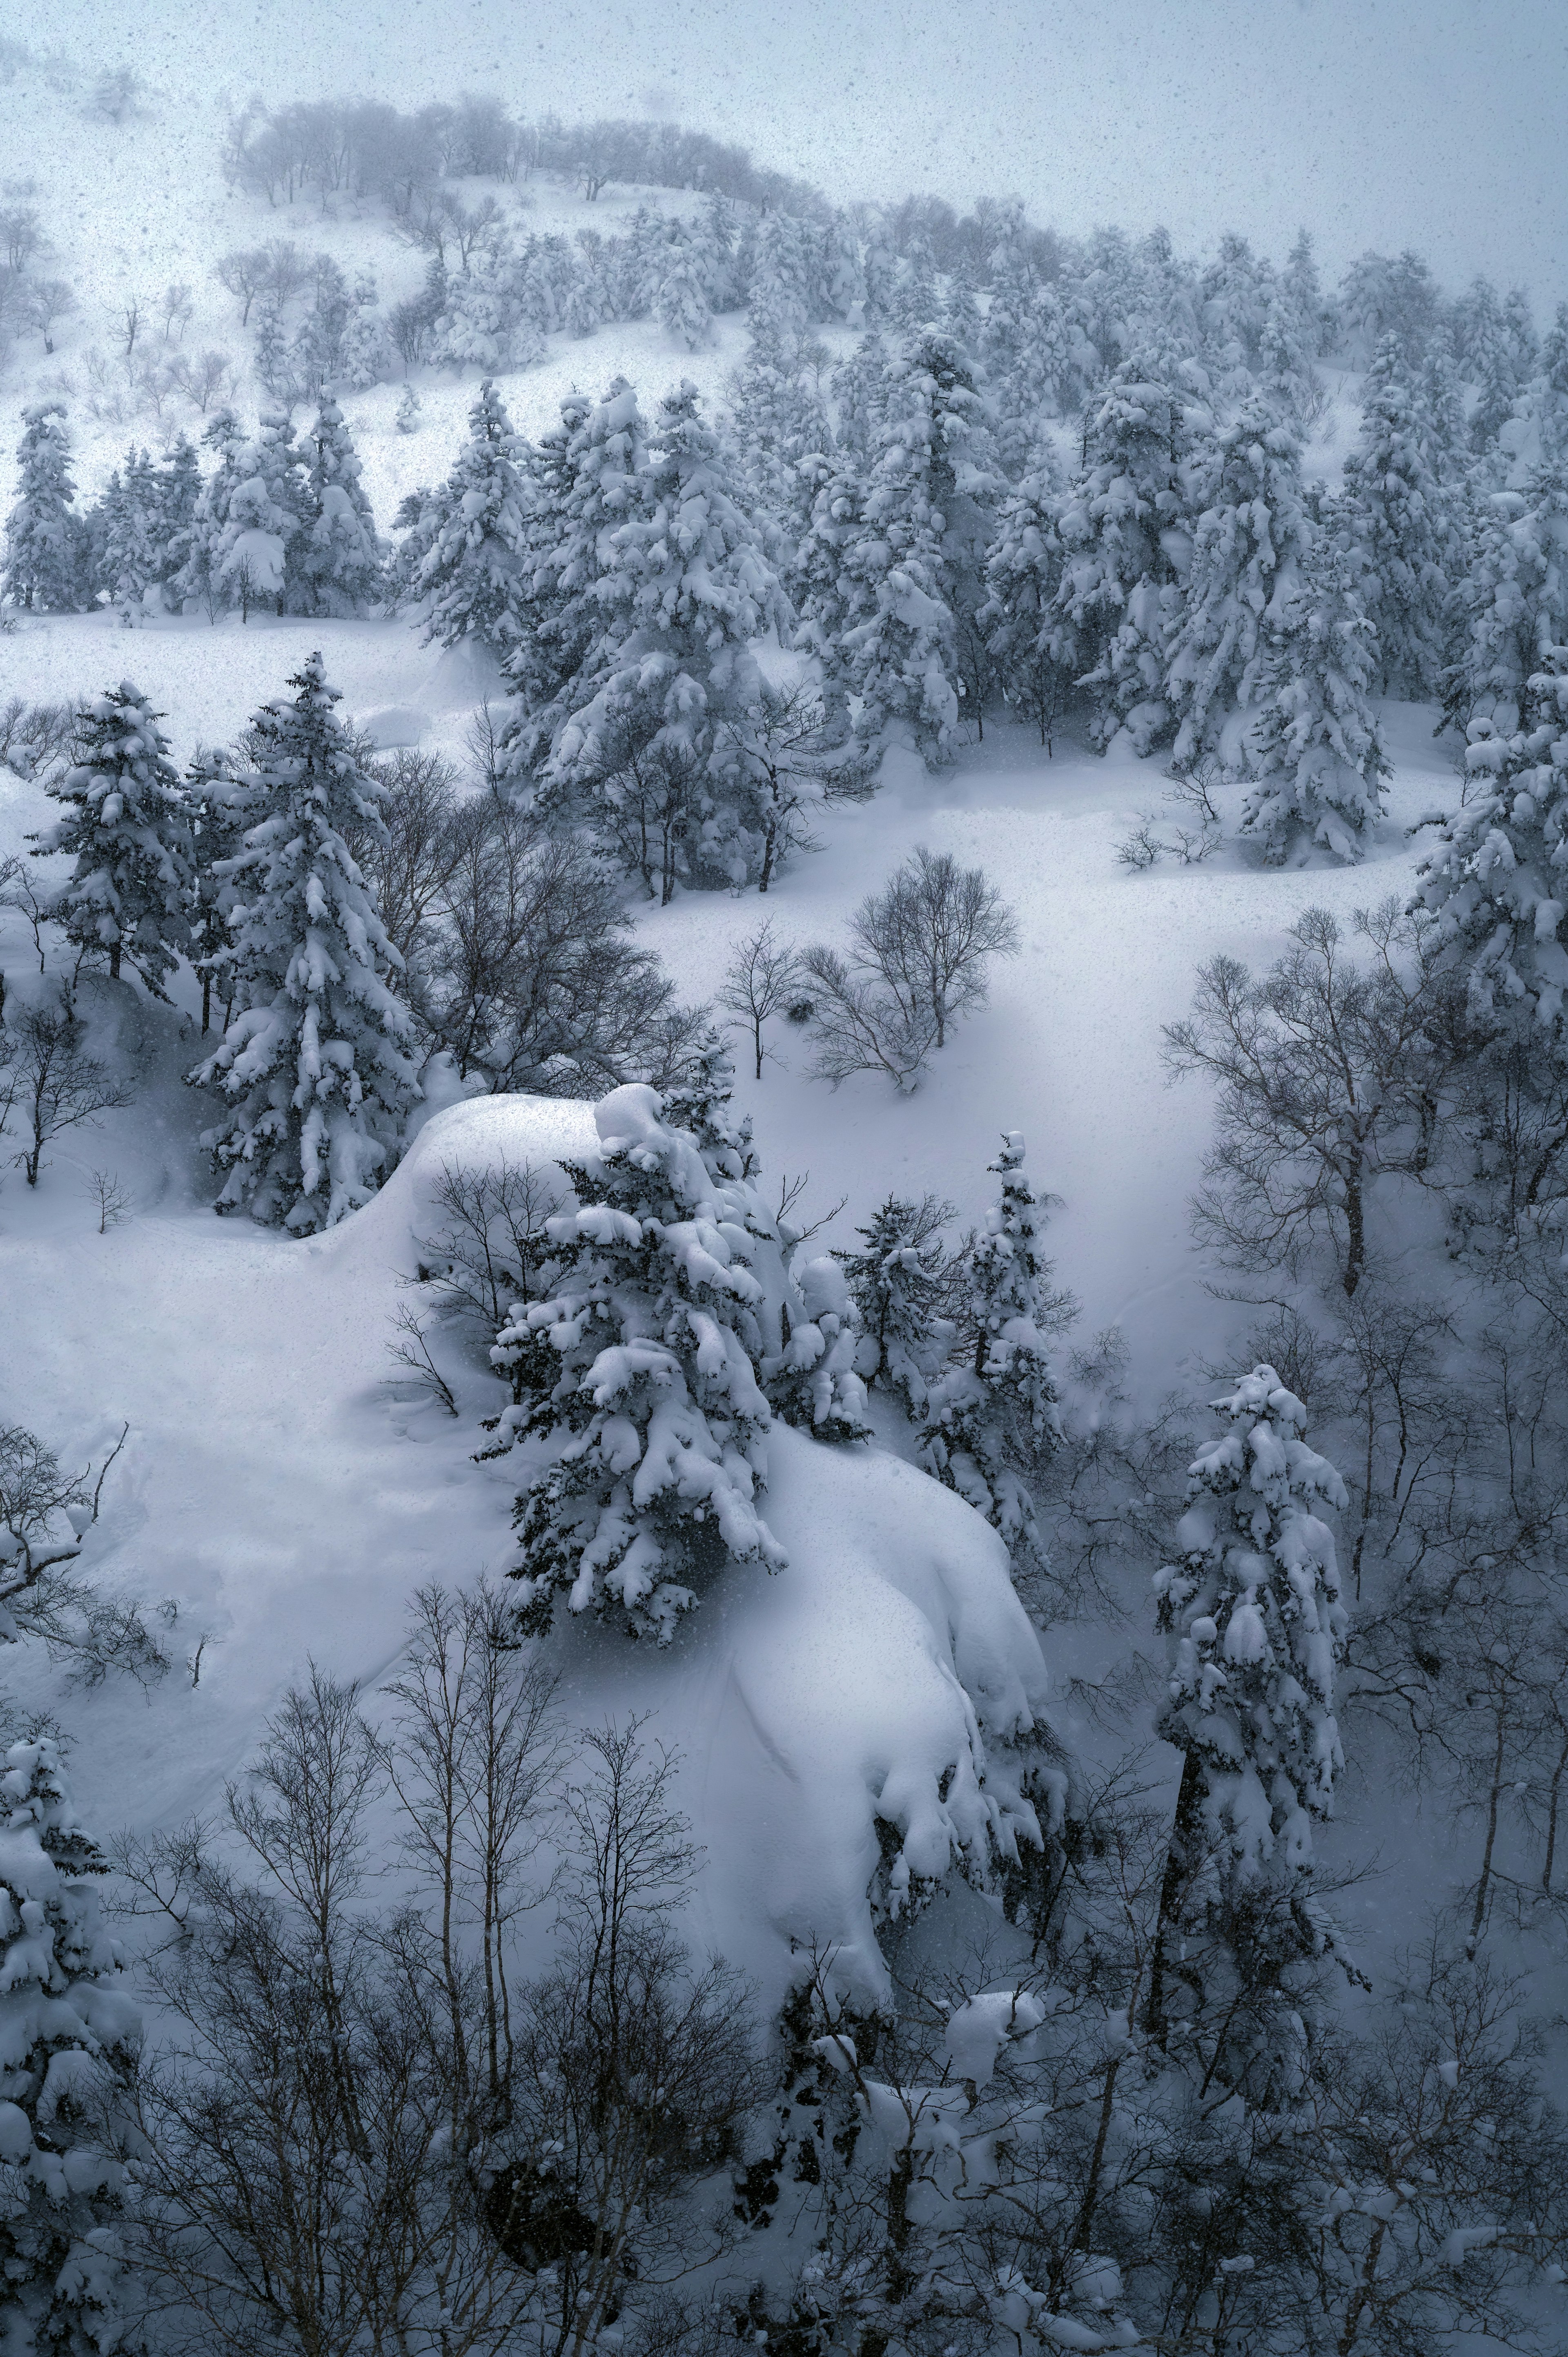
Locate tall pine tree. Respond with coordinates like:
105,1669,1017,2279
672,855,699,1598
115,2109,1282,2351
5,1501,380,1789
36,682,192,991
191,654,418,1230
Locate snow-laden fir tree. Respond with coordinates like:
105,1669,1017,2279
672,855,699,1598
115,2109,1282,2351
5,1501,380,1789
829,330,889,462
151,435,201,607
919,1134,1067,1548
1055,359,1196,751
503,1084,792,1644
819,329,1001,760
298,397,385,616
185,743,260,1035
532,381,790,891
652,225,713,350
1336,333,1450,697
727,328,831,555
0,1738,140,2357
4,403,84,613
190,653,418,1230
979,448,1075,747
395,384,422,435
1240,530,1389,861
1417,667,1568,1055
1164,393,1310,768
835,1193,955,1417
100,447,161,623
1440,469,1568,733
414,378,530,659
1152,1366,1349,1903
36,681,192,991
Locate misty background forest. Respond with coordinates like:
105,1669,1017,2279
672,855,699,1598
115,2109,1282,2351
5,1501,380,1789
2,13,1568,2357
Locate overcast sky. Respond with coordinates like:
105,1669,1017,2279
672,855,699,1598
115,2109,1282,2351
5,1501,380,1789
29,0,1568,301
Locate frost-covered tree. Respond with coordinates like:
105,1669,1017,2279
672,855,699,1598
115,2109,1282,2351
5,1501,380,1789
506,1083,789,1643
652,225,713,350
1165,395,1310,767
36,681,192,991
174,409,304,621
978,449,1075,747
829,330,889,462
185,744,259,1034
414,378,530,658
836,1191,955,1417
190,654,418,1230
919,1134,1067,1548
1440,472,1568,732
534,381,790,891
820,329,1001,759
727,328,831,552
0,1737,139,2357
1418,667,1568,1053
1152,1366,1349,1904
298,397,384,616
100,446,162,622
1336,334,1450,696
4,402,85,612
1240,531,1389,862
152,434,201,603
1056,360,1194,751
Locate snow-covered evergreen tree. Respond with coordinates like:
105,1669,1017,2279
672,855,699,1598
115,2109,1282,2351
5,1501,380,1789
186,743,259,1035
37,681,192,991
653,225,714,350
1165,395,1310,767
1055,360,1194,751
1441,471,1568,732
1336,334,1450,696
152,434,201,605
298,397,384,616
1241,531,1389,861
100,446,161,622
818,329,1001,760
1153,1365,1349,1889
836,1193,955,1417
1417,667,1568,1051
4,403,85,612
0,1737,139,2357
533,381,790,889
190,653,418,1230
727,328,831,552
919,1134,1067,1548
979,450,1076,746
414,378,530,658
506,1083,790,1643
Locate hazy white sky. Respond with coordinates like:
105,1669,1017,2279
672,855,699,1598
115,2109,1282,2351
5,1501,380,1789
28,0,1568,299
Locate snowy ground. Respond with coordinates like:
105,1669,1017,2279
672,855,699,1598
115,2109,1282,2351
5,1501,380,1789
0,590,1464,1994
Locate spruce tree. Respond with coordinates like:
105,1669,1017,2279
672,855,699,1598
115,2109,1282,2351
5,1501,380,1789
919,1134,1067,1548
190,654,418,1230
826,329,1001,760
728,328,831,554
414,378,530,658
836,1193,955,1417
1152,1365,1349,1893
1418,667,1568,1047
186,744,259,1034
1441,471,1568,732
101,445,163,622
1055,359,1194,751
1165,394,1310,768
37,681,192,991
534,381,789,890
1241,531,1389,862
653,226,714,350
4,402,85,612
507,1082,790,1643
1337,334,1450,696
0,1737,138,2357
298,397,385,616
979,451,1075,748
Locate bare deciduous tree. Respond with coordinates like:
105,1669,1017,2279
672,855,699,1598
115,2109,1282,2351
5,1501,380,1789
0,1003,133,1186
1164,901,1454,1297
717,919,803,1079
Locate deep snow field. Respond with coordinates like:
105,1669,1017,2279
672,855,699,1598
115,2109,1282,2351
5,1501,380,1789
0,591,1461,2001
0,53,1497,2016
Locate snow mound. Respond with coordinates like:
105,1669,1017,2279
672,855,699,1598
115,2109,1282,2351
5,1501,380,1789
357,706,429,749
